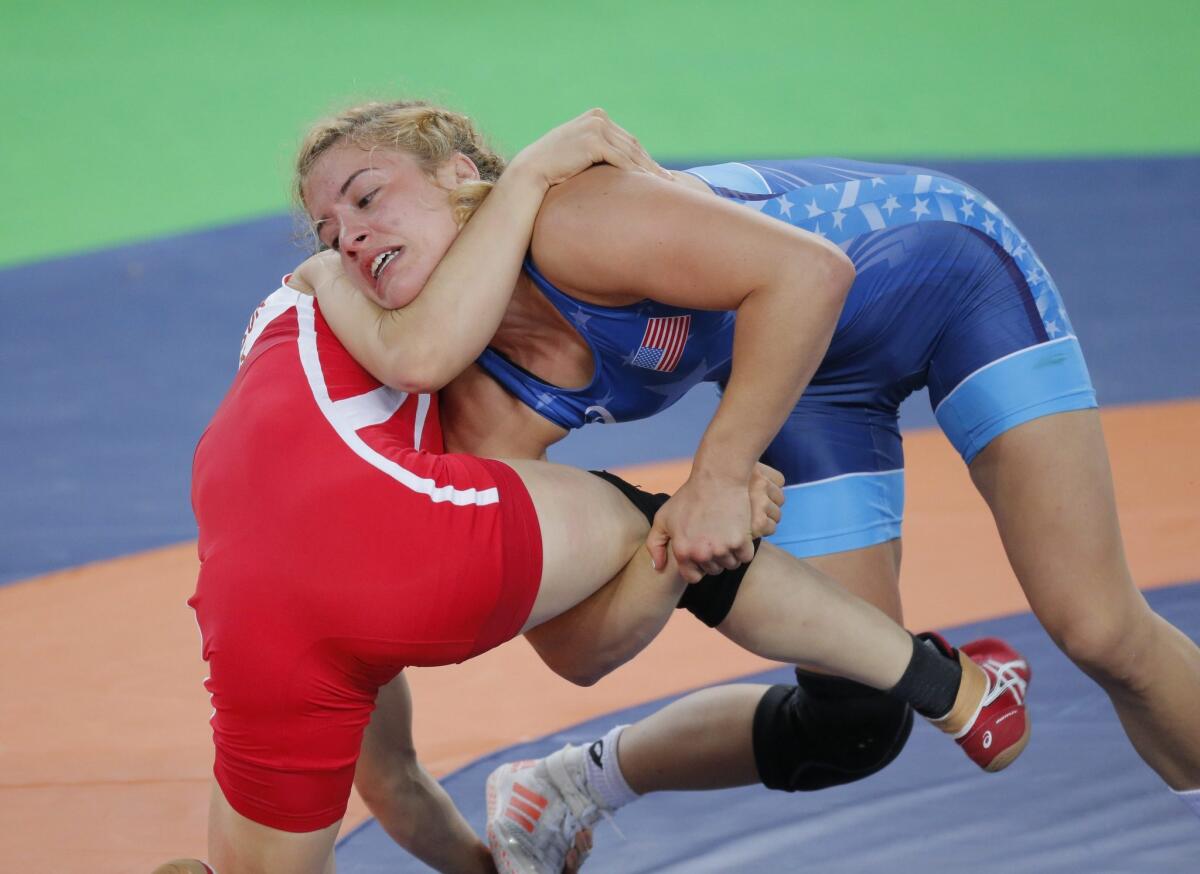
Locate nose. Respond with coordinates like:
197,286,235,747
339,225,370,258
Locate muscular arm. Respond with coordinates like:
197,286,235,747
355,675,495,873
531,167,854,576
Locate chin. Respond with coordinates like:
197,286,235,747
380,282,423,310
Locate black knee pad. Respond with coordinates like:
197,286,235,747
752,670,914,792
587,470,757,628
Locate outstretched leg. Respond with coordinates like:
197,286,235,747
486,534,1030,871
968,408,1200,790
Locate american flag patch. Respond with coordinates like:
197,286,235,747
631,315,691,372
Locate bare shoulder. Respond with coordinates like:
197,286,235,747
526,164,839,311
529,165,714,301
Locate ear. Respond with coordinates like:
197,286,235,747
435,152,481,188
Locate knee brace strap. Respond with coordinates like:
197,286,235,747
674,538,761,627
587,470,758,628
752,671,914,792
588,469,670,525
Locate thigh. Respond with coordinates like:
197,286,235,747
502,458,649,631
805,541,904,622
967,408,1141,629
208,782,338,874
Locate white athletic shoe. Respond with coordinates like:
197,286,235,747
486,746,605,874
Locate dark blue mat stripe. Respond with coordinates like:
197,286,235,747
337,582,1200,874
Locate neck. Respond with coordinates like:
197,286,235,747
490,271,593,390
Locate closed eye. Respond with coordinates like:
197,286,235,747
312,219,337,252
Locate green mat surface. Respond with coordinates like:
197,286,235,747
4,0,1197,267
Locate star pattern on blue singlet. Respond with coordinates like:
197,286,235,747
719,166,1073,339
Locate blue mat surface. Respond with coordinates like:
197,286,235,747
337,582,1200,874
2,156,1198,584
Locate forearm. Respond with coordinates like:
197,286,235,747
356,675,495,873
693,252,852,480
318,166,548,392
369,763,495,873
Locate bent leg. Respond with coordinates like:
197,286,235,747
969,409,1200,789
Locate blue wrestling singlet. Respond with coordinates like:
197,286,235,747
476,158,1097,558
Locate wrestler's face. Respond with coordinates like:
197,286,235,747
303,144,477,308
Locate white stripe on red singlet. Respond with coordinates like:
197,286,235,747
291,294,499,506
330,384,409,430
412,392,432,450
239,286,299,366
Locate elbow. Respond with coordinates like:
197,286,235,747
817,242,855,304
375,349,459,394
355,755,424,814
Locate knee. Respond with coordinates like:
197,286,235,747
550,656,608,688
752,671,914,792
1043,598,1155,687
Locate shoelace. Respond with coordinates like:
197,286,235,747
980,657,1029,706
544,752,626,841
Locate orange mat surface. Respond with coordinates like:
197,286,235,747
2,400,1197,872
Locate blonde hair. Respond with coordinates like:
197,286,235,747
295,100,505,236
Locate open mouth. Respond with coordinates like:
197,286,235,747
370,247,404,282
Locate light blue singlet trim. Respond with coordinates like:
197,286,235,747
684,162,773,194
767,470,905,558
935,336,1098,463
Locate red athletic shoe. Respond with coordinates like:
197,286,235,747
923,633,1032,772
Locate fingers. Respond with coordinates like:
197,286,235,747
580,107,670,180
646,523,669,572
673,539,754,581
750,485,781,536
751,511,778,539
599,128,668,180
755,462,786,489
732,539,756,565
763,479,785,508
563,826,593,873
606,126,670,179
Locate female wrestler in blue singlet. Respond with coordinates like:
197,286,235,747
301,103,1200,856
